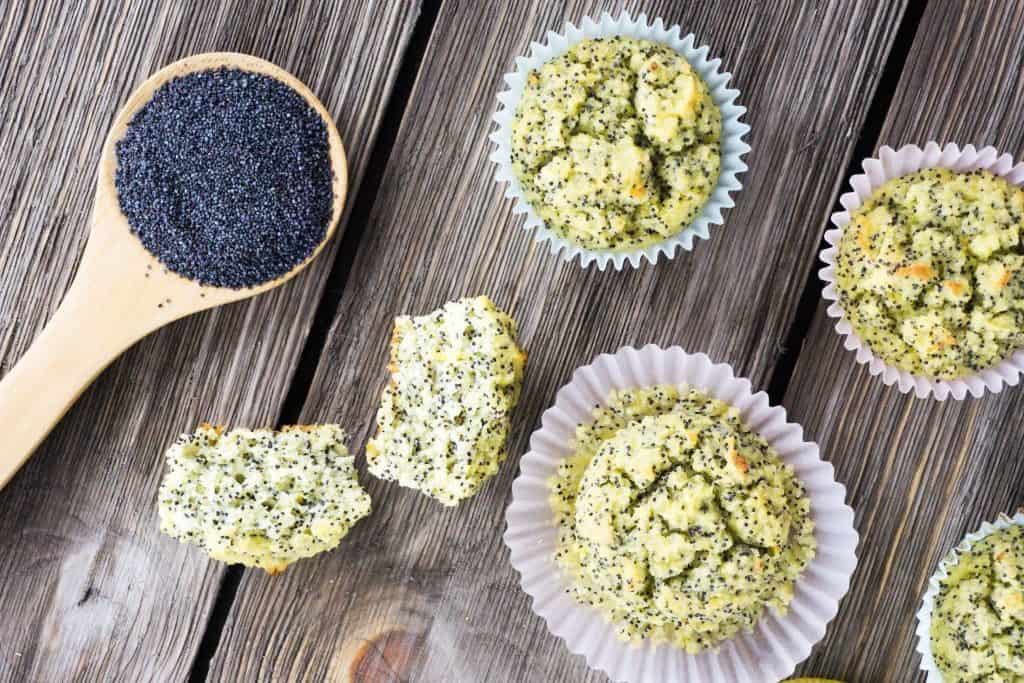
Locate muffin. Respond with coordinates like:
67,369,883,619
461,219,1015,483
549,384,815,652
928,522,1024,681
510,36,722,251
834,168,1024,379
158,424,370,573
366,296,527,505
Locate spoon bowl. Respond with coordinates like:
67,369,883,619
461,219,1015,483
0,52,347,489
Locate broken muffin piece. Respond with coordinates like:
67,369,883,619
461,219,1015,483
158,424,370,573
366,296,527,505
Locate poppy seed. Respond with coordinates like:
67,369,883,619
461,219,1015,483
115,67,334,289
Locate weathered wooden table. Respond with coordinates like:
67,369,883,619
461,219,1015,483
1,1,1022,681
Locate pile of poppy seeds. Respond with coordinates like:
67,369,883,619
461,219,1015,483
115,67,334,289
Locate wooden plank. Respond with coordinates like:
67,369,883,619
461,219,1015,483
210,1,909,680
787,1,1024,680
0,1,419,680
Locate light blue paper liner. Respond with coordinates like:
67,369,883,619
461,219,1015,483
490,11,750,270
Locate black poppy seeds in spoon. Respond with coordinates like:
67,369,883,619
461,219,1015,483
115,67,334,289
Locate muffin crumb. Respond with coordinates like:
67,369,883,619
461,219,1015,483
367,296,527,506
158,424,370,573
835,168,1024,379
550,384,815,652
511,37,721,251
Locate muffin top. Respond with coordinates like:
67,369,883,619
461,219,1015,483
158,424,370,573
835,168,1024,379
366,296,526,506
550,385,815,652
930,523,1024,681
511,37,721,251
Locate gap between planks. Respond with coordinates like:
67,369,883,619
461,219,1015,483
185,1,445,681
765,0,930,405
188,0,930,679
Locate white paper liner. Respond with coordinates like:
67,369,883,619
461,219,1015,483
504,345,858,682
820,142,1024,400
489,12,750,270
914,510,1024,682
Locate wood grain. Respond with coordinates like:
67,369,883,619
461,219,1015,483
209,1,909,680
0,49,351,490
0,1,419,680
787,1,1024,680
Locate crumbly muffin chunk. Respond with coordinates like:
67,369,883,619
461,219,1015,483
931,523,1024,681
158,424,370,573
835,168,1024,379
550,385,815,652
511,37,721,251
366,296,526,506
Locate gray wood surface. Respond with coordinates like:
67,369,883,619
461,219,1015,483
0,1,419,681
208,1,911,680
789,1,1024,680
5,0,1024,681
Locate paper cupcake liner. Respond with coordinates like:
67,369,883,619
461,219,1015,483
504,345,858,682
914,510,1024,682
489,12,750,270
820,142,1024,400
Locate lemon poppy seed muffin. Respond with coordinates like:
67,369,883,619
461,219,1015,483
835,168,1024,379
511,37,721,251
366,296,527,506
550,385,815,652
158,424,370,574
930,523,1024,681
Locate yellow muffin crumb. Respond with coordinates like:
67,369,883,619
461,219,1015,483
549,385,815,652
158,424,370,573
366,296,526,505
835,168,1024,379
931,523,1024,681
511,37,721,251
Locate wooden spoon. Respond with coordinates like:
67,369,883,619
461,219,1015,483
0,52,348,489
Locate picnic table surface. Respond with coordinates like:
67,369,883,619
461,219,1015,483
1,1,1021,681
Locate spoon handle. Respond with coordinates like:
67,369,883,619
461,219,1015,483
0,260,152,489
